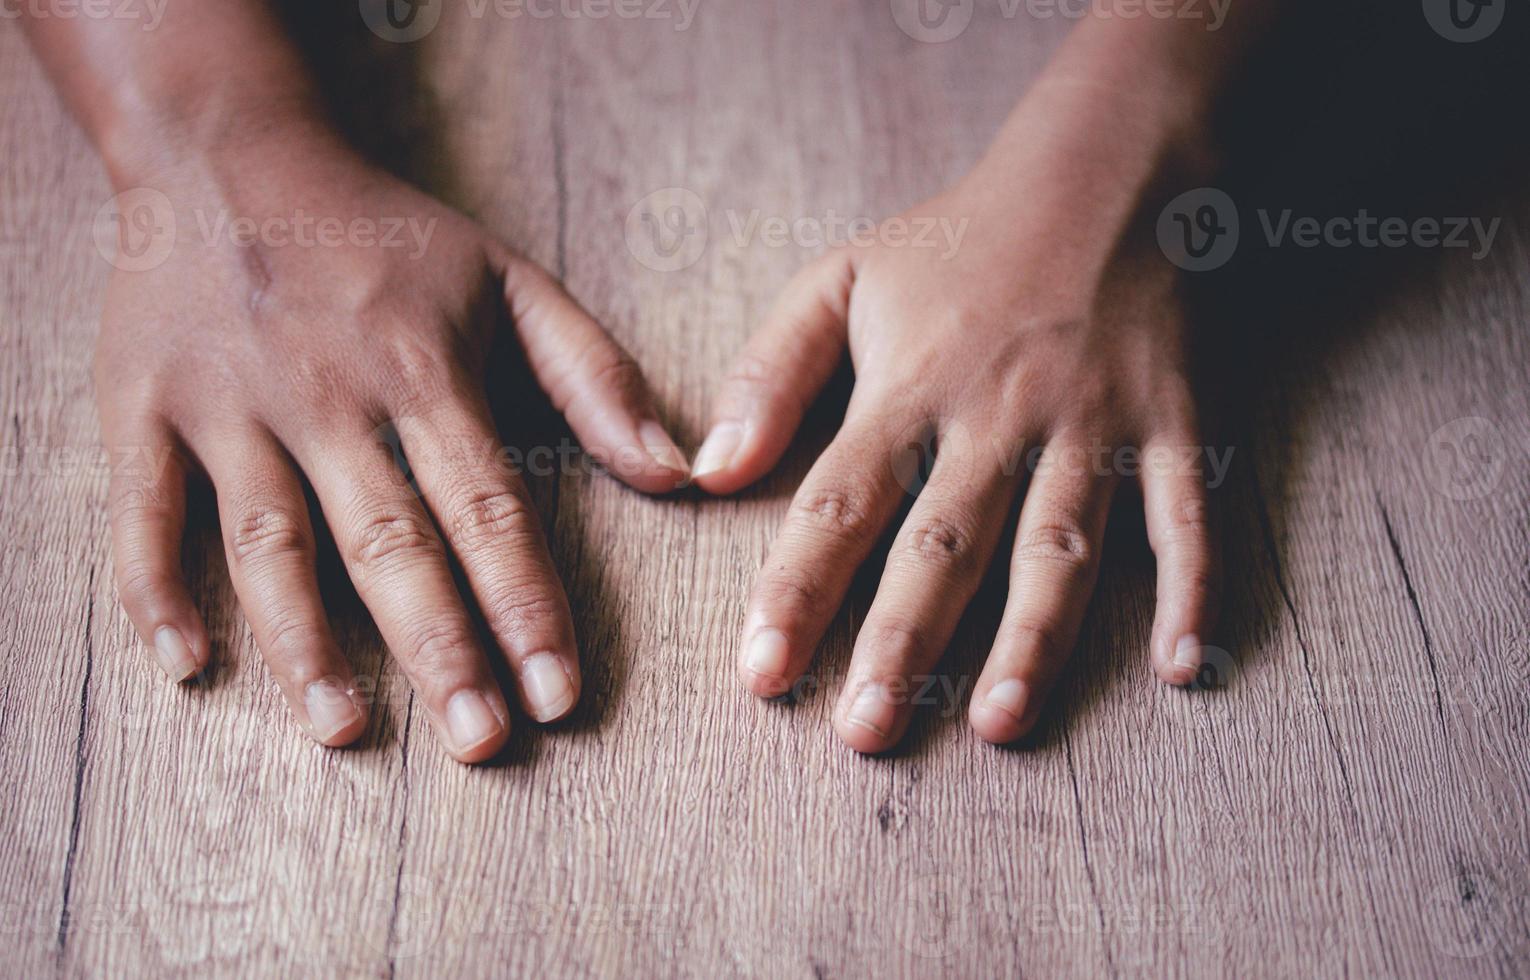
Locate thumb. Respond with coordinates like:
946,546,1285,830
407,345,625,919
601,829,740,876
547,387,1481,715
693,248,855,495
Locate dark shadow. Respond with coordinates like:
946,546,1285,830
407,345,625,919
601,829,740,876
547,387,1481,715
1184,0,1530,700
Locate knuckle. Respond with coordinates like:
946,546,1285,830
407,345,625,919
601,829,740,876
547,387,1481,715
347,513,442,576
386,337,450,389
585,347,645,398
789,485,881,547
260,616,328,666
1009,620,1066,660
483,585,568,639
860,617,928,656
274,349,351,410
725,352,778,389
405,623,479,676
114,561,174,608
1166,494,1212,537
448,487,539,547
109,483,171,528
383,338,457,414
895,515,978,575
1016,520,1096,574
755,572,832,619
727,350,811,416
228,508,312,567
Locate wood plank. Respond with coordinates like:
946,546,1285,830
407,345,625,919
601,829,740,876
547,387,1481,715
0,3,1525,977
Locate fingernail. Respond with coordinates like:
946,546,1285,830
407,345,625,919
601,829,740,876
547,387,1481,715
844,681,896,738
984,678,1029,723
445,690,504,754
305,679,362,741
639,420,689,474
1173,634,1202,670
153,626,198,682
518,653,577,723
692,421,744,480
744,628,790,681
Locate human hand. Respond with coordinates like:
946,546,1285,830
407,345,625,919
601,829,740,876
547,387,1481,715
695,130,1221,752
98,140,686,762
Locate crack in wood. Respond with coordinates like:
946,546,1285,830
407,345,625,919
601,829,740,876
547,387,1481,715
1250,469,1359,815
1062,728,1115,977
385,690,417,979
56,562,96,952
1253,465,1398,972
1375,491,1447,725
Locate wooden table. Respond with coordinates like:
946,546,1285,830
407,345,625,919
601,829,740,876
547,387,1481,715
2,3,1526,976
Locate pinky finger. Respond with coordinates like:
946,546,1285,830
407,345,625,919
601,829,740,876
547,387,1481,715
1141,431,1221,686
105,419,208,682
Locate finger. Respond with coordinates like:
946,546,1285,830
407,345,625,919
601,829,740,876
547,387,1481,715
738,413,906,699
1141,428,1220,687
497,250,688,494
693,248,855,495
398,403,580,724
969,444,1117,744
104,415,208,682
296,429,510,764
834,448,1018,754
203,430,367,747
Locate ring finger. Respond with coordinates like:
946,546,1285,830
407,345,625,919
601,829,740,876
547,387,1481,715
203,428,367,746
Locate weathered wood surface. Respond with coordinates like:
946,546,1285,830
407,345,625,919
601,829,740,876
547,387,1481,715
1,3,1527,977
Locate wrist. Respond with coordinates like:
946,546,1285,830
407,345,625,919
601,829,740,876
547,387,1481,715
954,41,1225,271
99,96,344,194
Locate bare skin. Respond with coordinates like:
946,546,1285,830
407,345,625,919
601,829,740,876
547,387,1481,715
25,3,1281,761
26,2,687,762
695,11,1278,751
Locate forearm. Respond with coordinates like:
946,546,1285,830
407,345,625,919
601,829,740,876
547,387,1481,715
22,0,340,188
959,6,1283,273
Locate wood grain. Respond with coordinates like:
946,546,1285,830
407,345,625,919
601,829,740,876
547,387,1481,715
2,3,1527,977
